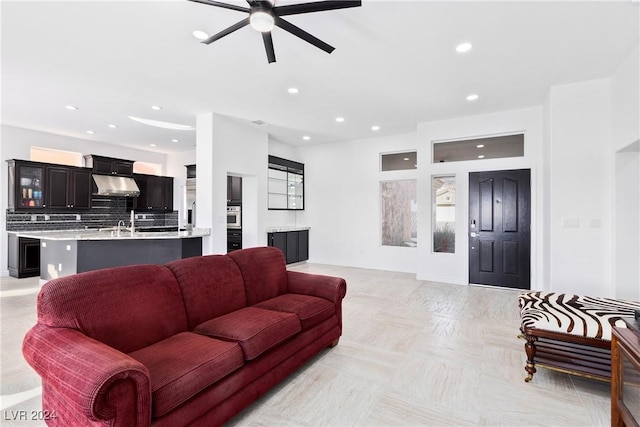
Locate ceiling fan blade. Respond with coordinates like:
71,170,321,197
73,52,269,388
262,32,276,63
188,0,249,13
275,1,361,17
202,17,250,44
274,16,334,54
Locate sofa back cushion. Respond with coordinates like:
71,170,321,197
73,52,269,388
166,255,247,329
228,247,288,305
37,264,187,353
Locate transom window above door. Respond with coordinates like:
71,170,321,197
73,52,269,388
433,134,524,163
380,151,417,171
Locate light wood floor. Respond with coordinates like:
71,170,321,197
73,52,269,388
1,263,611,426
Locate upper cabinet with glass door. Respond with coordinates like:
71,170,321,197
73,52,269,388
7,160,46,210
268,156,304,210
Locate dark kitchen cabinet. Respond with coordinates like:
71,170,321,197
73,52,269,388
268,230,309,264
162,177,174,210
227,176,242,205
46,166,92,209
186,164,196,179
129,174,174,211
8,234,40,278
298,229,309,261
7,160,92,211
85,155,134,176
270,232,287,256
7,160,46,210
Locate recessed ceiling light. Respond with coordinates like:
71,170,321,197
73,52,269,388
371,125,380,131
288,87,299,94
171,139,179,143
150,144,157,147
151,105,162,111
302,135,310,140
108,124,118,129
128,116,195,131
65,105,78,110
466,94,479,101
478,155,485,159
456,42,473,53
86,130,95,135
335,117,345,123
192,30,210,40
403,157,410,161
476,144,485,148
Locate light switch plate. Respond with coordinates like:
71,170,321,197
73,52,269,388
562,218,579,228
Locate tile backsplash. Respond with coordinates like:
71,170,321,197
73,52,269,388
6,196,178,232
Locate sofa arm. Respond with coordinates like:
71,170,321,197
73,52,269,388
23,324,151,426
287,270,347,303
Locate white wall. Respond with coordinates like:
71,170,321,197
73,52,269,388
416,108,544,286
0,124,168,276
196,113,268,255
295,132,419,273
611,45,640,153
545,79,613,296
611,44,640,300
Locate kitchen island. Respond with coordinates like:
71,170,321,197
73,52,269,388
10,228,210,281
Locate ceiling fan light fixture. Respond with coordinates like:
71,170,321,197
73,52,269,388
250,10,275,32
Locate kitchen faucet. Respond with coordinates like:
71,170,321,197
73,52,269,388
116,220,125,237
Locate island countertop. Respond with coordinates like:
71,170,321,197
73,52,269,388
9,228,211,241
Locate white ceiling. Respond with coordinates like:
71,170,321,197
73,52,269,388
2,1,638,154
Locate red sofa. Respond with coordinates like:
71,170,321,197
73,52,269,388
22,247,346,426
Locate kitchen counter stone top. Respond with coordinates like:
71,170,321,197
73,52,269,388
9,228,211,241
265,226,311,233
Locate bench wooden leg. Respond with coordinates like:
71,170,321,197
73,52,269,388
523,332,538,382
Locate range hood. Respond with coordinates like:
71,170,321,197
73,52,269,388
92,174,140,197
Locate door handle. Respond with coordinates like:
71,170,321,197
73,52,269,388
470,232,478,237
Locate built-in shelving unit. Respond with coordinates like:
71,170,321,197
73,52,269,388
268,155,304,210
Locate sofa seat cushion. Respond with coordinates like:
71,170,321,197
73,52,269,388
128,332,244,418
254,293,335,330
194,307,301,360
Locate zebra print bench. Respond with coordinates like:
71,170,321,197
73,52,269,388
518,291,640,382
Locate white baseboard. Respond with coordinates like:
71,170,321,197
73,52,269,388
416,274,467,286
0,270,9,277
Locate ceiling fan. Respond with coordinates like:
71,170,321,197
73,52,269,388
188,0,362,63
